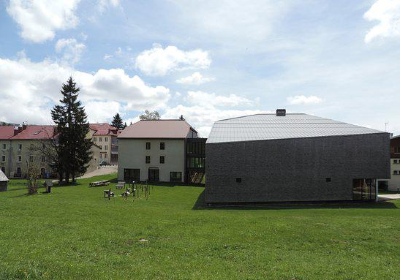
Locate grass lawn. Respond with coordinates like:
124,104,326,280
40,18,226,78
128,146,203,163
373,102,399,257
0,174,399,280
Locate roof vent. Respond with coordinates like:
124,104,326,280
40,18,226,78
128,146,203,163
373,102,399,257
276,109,286,116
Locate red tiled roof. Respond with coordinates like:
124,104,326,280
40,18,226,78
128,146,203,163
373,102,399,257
90,123,118,136
0,126,15,139
11,125,56,140
118,120,195,139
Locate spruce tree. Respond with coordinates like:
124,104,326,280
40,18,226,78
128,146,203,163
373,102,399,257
51,77,92,183
111,113,124,130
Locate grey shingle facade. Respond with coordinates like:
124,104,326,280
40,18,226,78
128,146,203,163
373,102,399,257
205,113,390,203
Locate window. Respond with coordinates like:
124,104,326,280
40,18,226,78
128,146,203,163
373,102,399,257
160,142,165,150
394,160,399,164
18,144,22,150
187,157,205,168
326,178,331,182
160,156,165,164
170,172,182,182
105,137,108,142
394,171,399,175
99,137,103,142
41,156,46,163
1,155,5,162
93,137,97,142
146,142,151,150
395,147,400,154
18,156,22,162
105,145,108,150
236,178,242,183
16,167,21,176
29,155,34,163
124,169,140,182
1,167,5,173
146,156,150,163
2,144,6,150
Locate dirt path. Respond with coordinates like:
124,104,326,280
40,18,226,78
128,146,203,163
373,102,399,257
79,166,118,179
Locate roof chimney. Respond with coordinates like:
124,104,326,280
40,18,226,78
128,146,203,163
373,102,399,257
276,109,286,116
14,125,22,136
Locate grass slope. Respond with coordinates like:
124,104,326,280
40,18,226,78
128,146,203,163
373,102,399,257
0,174,399,280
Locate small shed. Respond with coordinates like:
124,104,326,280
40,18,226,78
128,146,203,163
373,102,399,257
0,169,8,192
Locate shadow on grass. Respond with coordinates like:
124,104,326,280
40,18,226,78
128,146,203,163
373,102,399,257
192,190,398,210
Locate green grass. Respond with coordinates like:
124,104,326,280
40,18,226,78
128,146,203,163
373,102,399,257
0,174,399,280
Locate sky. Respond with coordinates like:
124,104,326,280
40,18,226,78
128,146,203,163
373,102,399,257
0,0,399,137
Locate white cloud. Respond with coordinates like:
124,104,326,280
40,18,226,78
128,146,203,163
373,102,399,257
135,45,211,76
185,91,253,107
287,95,323,105
6,0,81,43
0,56,170,124
104,54,113,60
98,0,120,13
364,0,400,43
163,104,266,137
162,90,258,137
55,38,86,64
176,72,215,85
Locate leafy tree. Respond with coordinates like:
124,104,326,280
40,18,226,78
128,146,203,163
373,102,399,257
139,110,160,120
51,77,92,184
111,113,125,130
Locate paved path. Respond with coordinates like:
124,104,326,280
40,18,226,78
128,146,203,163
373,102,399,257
378,194,400,201
79,166,118,179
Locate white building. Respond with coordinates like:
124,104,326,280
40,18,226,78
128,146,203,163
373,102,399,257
117,119,199,183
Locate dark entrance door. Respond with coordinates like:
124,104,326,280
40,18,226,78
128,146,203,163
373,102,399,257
148,168,159,182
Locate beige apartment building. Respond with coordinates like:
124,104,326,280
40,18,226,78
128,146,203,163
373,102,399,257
118,119,200,183
89,123,119,165
0,125,56,178
0,124,101,178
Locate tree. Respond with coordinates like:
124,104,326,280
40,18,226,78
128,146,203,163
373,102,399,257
51,77,92,184
111,113,125,130
139,110,160,120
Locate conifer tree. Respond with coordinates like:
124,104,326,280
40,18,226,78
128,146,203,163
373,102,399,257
51,77,92,183
111,113,124,130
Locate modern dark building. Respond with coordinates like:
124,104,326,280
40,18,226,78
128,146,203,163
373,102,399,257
205,110,390,204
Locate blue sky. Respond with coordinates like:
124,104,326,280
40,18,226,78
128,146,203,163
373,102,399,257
0,0,399,136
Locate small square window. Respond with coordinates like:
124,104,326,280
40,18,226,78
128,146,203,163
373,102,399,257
18,144,22,150
146,156,150,164
395,160,399,164
18,156,22,162
394,171,399,175
41,156,46,163
99,137,103,142
160,142,165,150
2,144,6,150
236,178,242,183
1,155,5,162
326,178,331,182
105,137,108,142
29,155,34,163
146,142,151,150
160,156,165,164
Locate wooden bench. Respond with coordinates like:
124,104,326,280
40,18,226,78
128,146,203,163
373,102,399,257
90,180,110,187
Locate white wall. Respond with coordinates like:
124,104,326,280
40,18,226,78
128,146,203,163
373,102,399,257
388,158,400,191
118,139,185,182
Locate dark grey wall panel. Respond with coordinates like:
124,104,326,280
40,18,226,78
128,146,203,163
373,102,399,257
205,133,390,203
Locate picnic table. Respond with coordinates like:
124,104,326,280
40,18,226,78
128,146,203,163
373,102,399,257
90,180,110,187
